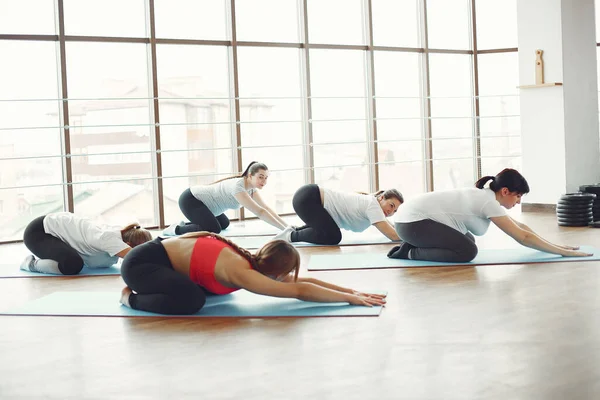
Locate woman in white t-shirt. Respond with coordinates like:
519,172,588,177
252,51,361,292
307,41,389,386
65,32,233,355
273,184,403,245
390,168,591,262
20,212,152,275
165,161,290,236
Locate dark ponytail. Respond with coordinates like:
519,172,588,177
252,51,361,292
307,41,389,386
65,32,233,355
475,168,530,194
212,161,269,184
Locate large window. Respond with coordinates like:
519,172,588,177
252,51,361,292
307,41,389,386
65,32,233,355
0,0,521,242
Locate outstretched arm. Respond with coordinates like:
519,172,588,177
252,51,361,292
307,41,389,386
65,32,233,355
509,217,580,250
490,216,591,257
373,220,401,241
234,192,287,230
228,268,386,307
281,275,386,300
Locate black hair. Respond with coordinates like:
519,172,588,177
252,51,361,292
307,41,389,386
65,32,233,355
475,168,530,194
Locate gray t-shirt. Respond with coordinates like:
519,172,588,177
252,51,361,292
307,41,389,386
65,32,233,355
322,188,387,232
190,178,256,216
394,187,507,235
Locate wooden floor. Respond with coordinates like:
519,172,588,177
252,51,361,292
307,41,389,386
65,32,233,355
1,212,600,399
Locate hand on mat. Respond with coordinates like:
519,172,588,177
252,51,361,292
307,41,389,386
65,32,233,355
348,293,386,307
351,290,387,300
563,250,593,257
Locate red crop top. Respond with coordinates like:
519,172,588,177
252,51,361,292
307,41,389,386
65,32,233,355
189,236,247,295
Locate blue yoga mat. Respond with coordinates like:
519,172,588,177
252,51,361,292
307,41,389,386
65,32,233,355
229,235,393,250
307,245,600,271
0,291,384,317
0,264,121,278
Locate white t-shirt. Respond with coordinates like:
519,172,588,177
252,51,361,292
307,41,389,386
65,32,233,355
394,187,507,235
322,188,387,232
190,178,256,216
43,212,129,268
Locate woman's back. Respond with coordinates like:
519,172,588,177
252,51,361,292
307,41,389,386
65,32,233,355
396,187,506,236
43,212,127,267
190,178,254,216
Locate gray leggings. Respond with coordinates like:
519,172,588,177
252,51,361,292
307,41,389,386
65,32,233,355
394,219,478,262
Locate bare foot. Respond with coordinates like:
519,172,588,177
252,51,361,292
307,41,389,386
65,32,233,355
120,286,133,307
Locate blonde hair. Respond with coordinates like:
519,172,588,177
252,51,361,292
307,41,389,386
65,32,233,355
121,223,152,248
181,231,300,281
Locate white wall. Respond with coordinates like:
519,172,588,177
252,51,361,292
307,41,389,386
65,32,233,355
561,0,600,191
518,0,600,204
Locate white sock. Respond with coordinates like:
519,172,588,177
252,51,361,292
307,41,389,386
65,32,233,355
120,288,132,308
20,256,61,274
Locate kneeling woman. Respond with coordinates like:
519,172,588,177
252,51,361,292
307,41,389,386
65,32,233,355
273,184,403,245
166,161,290,235
21,212,152,275
391,168,591,262
120,233,385,315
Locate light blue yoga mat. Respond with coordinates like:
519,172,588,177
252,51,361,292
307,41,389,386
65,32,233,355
0,264,121,278
307,245,600,271
229,235,393,250
0,290,383,317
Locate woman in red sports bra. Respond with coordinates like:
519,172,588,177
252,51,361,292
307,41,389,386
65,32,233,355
119,232,386,315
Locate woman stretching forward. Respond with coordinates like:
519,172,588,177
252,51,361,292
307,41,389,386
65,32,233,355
21,212,152,275
120,233,385,315
273,184,403,245
390,168,591,262
165,161,290,235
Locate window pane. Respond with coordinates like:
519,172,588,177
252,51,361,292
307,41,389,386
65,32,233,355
65,42,155,223
63,0,147,37
72,179,158,227
260,170,304,214
433,159,474,190
426,0,470,50
238,47,304,211
314,143,368,174
308,0,365,45
315,165,369,193
478,52,521,168
0,40,64,242
429,54,473,189
0,0,56,34
475,0,517,49
154,0,228,40
372,0,419,48
0,186,65,241
310,49,368,144
236,0,300,43
312,120,367,143
374,51,422,120
155,45,234,208
480,156,521,178
380,161,425,198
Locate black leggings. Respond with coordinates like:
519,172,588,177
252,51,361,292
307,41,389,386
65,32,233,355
23,215,84,275
291,184,342,245
395,219,478,262
177,188,230,234
120,238,206,315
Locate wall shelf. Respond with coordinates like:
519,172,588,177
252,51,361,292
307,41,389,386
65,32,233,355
517,82,563,89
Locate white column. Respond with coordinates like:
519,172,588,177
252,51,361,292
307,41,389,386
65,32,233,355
517,0,599,206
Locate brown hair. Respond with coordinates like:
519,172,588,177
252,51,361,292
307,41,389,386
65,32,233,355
121,224,152,248
212,161,269,184
181,231,300,281
359,189,404,204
